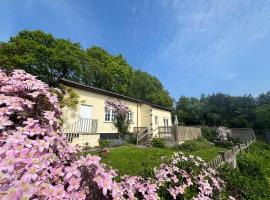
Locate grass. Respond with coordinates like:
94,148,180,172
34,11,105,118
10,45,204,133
88,144,227,177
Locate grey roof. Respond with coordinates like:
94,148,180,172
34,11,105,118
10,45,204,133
60,79,172,112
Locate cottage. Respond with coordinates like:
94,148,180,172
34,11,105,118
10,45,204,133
61,79,172,147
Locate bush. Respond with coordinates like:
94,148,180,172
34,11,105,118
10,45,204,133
219,165,270,200
201,127,217,143
151,138,166,148
237,154,264,178
156,152,226,199
123,132,137,144
0,69,121,199
99,139,126,148
178,138,213,152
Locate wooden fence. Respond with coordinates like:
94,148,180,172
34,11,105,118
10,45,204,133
208,139,255,169
174,126,202,143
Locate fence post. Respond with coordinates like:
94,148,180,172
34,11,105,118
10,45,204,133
218,151,226,163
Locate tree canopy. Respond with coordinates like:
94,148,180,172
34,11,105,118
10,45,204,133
175,92,270,133
0,30,173,108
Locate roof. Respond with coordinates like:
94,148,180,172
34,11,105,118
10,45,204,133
60,79,172,112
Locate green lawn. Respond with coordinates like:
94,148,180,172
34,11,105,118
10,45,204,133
88,145,227,177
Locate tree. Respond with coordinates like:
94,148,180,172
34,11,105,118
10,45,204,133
175,96,202,125
0,30,85,86
129,70,173,108
1,30,173,108
82,46,133,95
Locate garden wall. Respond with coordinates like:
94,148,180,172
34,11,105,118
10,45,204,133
173,126,202,143
230,128,256,143
71,133,100,147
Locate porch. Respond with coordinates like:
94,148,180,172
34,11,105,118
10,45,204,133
63,118,98,144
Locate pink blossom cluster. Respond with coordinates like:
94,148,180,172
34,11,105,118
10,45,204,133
216,126,232,142
154,152,224,199
105,99,130,116
0,69,119,200
119,176,158,199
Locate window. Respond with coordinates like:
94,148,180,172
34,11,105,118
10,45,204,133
127,112,134,123
105,108,116,122
155,116,159,125
105,108,112,122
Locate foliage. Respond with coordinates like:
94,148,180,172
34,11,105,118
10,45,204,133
214,127,238,148
155,152,226,199
178,138,213,152
122,132,137,144
129,70,173,108
175,92,270,133
50,84,79,109
175,96,202,125
99,139,126,148
105,99,130,137
201,127,217,143
0,30,84,87
219,142,270,199
219,164,270,200
0,69,122,199
237,154,264,178
151,138,166,148
1,30,173,108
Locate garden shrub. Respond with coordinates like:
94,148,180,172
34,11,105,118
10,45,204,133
0,69,122,199
155,152,227,199
178,138,213,152
151,138,166,148
237,154,264,179
99,139,126,148
214,126,238,148
99,139,110,148
105,99,130,138
219,164,270,200
123,132,137,144
201,127,217,143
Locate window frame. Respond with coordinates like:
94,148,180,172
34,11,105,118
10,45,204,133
127,111,134,123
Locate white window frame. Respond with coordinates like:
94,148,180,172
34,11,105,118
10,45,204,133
154,116,159,126
127,112,134,123
104,108,116,122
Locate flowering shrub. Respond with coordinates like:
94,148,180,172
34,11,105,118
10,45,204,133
105,99,130,137
0,69,120,199
155,152,224,199
215,127,236,147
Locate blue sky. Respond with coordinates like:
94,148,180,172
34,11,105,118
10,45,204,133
1,0,270,99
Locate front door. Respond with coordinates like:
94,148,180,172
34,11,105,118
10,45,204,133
79,105,92,132
163,118,169,127
163,118,169,134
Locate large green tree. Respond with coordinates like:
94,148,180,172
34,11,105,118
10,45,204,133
0,30,173,108
82,46,133,95
0,30,85,86
129,70,173,108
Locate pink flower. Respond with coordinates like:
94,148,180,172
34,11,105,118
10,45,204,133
67,177,81,192
0,116,13,129
44,111,56,126
23,118,39,127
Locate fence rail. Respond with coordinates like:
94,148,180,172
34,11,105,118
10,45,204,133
208,139,255,169
63,118,98,142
